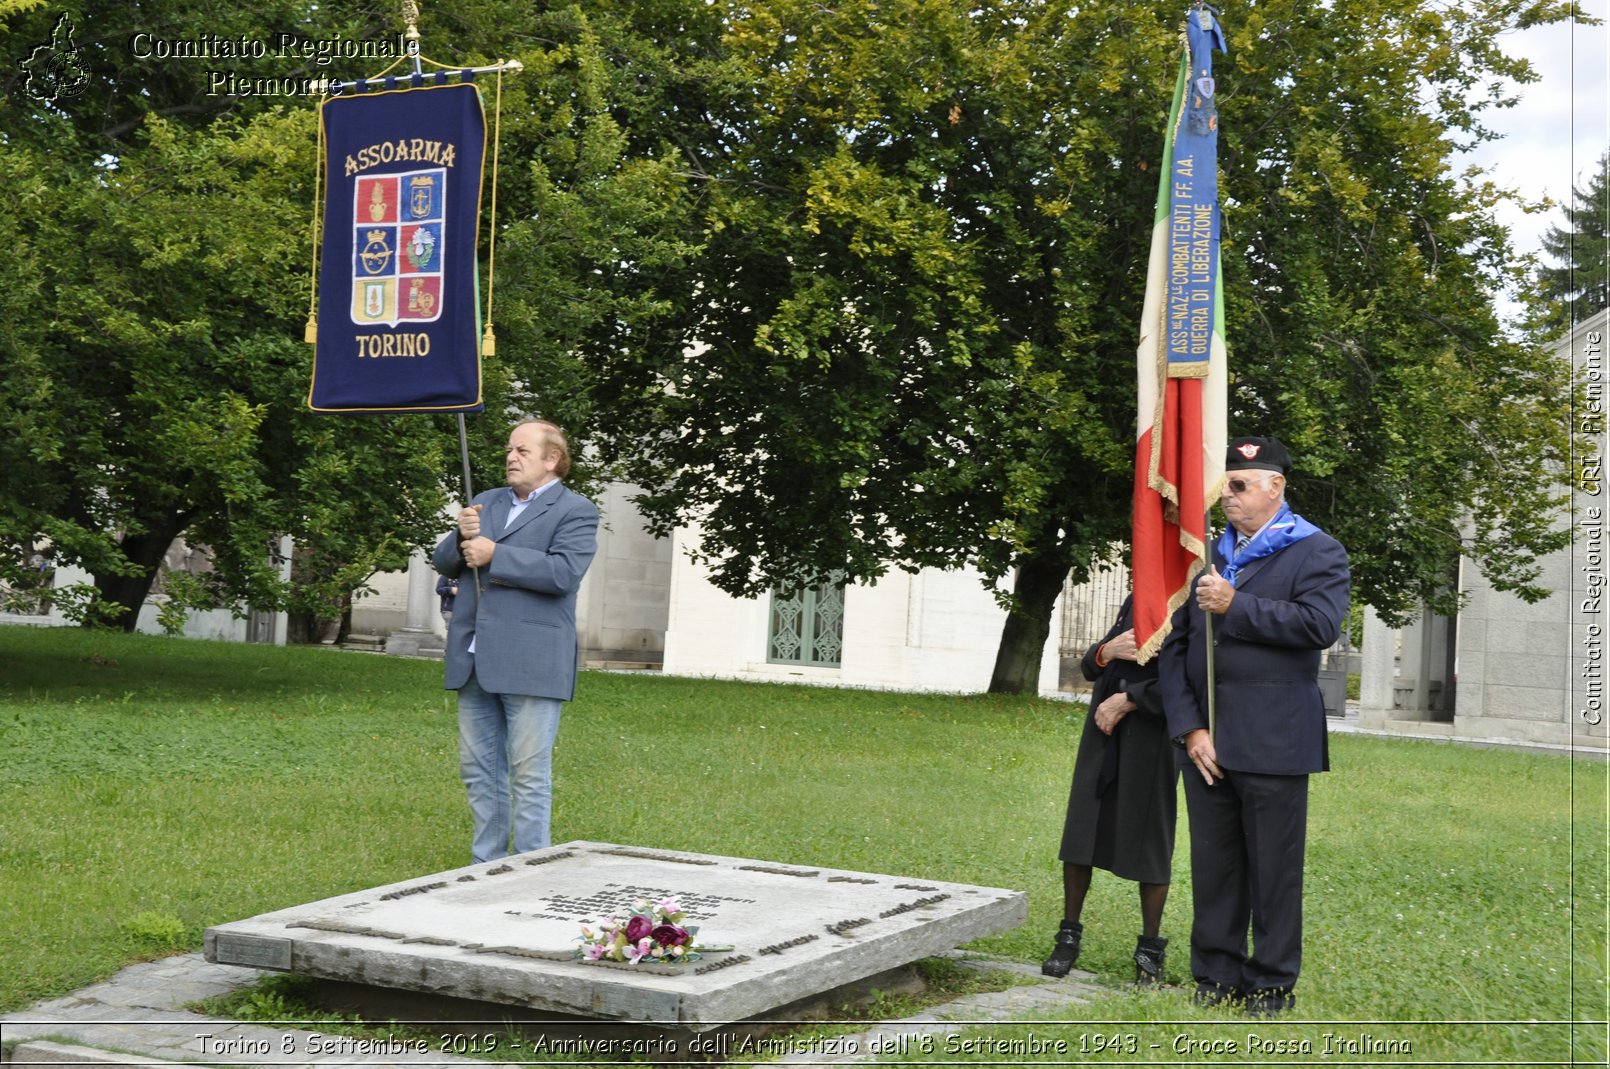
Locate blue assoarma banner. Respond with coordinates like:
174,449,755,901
309,81,486,413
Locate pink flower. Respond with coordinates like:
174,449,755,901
656,897,681,916
583,943,606,961
625,914,654,943
625,938,652,964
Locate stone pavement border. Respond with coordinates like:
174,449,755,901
0,952,1102,1068
0,953,484,1068
1325,703,1609,761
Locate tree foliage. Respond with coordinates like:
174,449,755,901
0,0,1585,689
565,0,1583,691
1537,148,1610,331
0,2,464,629
0,0,721,631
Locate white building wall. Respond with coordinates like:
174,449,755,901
577,483,671,663
1361,310,1609,753
351,569,412,635
1456,550,1575,738
1452,312,1607,750
5,561,263,643
661,529,1062,695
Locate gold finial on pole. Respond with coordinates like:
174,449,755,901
400,0,421,44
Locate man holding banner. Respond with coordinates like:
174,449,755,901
1159,437,1350,1017
433,420,599,862
1129,8,1347,1015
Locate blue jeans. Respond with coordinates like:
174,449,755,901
456,671,563,862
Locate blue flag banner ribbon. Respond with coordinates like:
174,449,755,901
1165,6,1226,378
309,82,486,413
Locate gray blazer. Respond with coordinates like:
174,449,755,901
432,482,600,701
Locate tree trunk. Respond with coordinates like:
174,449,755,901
988,553,1072,694
92,516,185,632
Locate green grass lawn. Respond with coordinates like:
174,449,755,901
1,625,1604,1064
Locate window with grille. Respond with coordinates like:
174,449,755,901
767,579,845,668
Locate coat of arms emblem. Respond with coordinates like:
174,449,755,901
349,168,446,328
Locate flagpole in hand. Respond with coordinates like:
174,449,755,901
457,412,482,595
1203,509,1216,743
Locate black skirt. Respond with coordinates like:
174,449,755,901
1057,703,1179,884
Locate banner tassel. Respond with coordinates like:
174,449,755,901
304,104,325,346
481,62,504,360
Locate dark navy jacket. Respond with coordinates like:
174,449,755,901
1158,529,1350,775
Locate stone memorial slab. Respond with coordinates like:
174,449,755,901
204,841,1025,1030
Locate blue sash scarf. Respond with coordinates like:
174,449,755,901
1218,503,1320,585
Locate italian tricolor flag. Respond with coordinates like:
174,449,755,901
1133,7,1229,663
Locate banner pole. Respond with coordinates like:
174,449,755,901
1204,507,1216,743
458,412,482,594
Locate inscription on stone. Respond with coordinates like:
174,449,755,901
379,880,448,901
213,933,292,970
738,864,819,877
880,893,951,918
757,934,819,955
694,953,752,975
503,882,760,926
599,847,717,865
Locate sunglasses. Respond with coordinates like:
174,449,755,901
1226,476,1270,494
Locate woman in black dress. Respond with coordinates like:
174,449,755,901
1041,594,1179,984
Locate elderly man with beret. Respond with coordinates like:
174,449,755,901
1159,436,1350,1018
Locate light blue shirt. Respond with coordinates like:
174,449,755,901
506,478,559,529
468,479,561,655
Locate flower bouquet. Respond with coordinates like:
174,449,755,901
577,897,702,965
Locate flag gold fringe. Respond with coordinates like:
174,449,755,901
304,109,325,344
481,61,505,358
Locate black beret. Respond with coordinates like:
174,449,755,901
1226,436,1291,475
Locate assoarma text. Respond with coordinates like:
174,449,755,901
356,333,431,358
345,139,459,177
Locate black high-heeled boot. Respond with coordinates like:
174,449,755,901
1133,934,1168,984
1041,921,1083,977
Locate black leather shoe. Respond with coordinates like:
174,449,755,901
1040,922,1083,977
1133,934,1168,984
1192,981,1239,1008
1244,988,1296,1018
